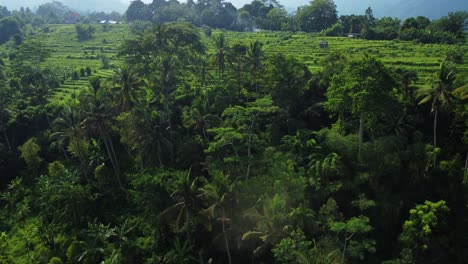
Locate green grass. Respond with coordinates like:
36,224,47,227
13,24,468,103
218,31,468,87
37,24,130,101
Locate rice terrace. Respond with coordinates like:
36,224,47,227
7,24,467,104
0,0,467,263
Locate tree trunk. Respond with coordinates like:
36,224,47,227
107,133,120,175
100,127,124,190
463,152,467,184
358,115,364,162
61,145,69,161
3,130,12,152
222,207,232,264
254,71,258,94
246,118,255,179
342,235,347,264
433,108,438,166
44,109,52,128
131,109,145,171
157,136,163,167
73,129,87,183
342,233,354,264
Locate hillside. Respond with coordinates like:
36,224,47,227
1,21,467,264
29,24,467,102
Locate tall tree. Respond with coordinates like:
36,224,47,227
296,0,338,32
51,106,88,181
325,55,397,160
246,41,264,94
82,90,123,189
126,0,149,22
113,65,144,112
213,33,227,79
418,60,457,166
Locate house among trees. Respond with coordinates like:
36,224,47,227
319,40,328,48
347,33,361,38
64,11,80,24
99,20,119,24
464,19,468,32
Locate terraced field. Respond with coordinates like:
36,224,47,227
40,24,129,102
19,24,468,103
220,31,468,87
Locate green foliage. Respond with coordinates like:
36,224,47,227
326,55,397,120
321,22,344,36
48,257,63,264
400,200,449,258
273,229,343,264
330,216,375,261
0,6,467,264
297,0,338,32
75,24,95,42
18,137,42,175
242,192,301,257
272,229,313,264
0,17,22,45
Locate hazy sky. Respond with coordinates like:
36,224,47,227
121,0,308,8
2,0,467,19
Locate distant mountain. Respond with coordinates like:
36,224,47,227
1,0,466,19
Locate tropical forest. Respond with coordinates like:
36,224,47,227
0,0,467,263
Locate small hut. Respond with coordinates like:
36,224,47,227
319,41,328,48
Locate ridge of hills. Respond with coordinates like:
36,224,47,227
1,0,467,19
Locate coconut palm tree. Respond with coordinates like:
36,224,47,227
213,33,227,79
242,193,292,257
183,96,220,141
81,90,123,189
197,173,235,264
51,106,87,181
0,85,12,152
113,65,144,112
160,170,199,241
246,41,264,94
227,43,248,99
190,55,213,90
418,60,457,165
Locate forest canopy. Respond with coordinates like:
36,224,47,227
0,1,467,263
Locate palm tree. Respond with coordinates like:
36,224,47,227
113,66,145,168
418,60,457,165
113,65,144,112
31,83,53,128
213,33,227,79
81,90,123,189
137,107,173,167
190,55,213,90
0,87,12,152
242,194,292,257
150,56,178,162
227,43,248,99
51,106,87,181
246,41,264,94
160,170,199,241
183,96,220,141
197,174,235,264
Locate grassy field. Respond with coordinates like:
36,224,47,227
220,31,468,86
10,24,468,103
